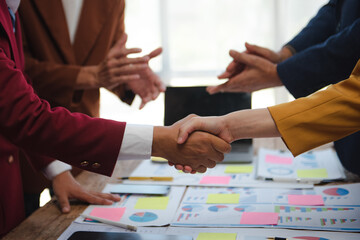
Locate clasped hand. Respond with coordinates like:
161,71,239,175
153,115,231,173
98,33,165,109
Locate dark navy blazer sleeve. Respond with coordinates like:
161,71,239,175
285,0,338,53
278,18,360,98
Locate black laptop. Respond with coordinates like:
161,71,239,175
164,86,253,163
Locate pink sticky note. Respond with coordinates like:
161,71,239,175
288,194,324,206
240,212,279,225
90,207,126,222
265,154,293,165
199,176,231,185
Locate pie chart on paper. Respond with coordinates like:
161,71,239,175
208,205,228,212
323,187,349,196
129,212,158,222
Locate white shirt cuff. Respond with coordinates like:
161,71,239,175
117,124,153,160
42,160,72,180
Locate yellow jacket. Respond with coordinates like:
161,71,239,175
268,60,360,156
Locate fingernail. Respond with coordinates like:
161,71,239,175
177,137,183,143
62,207,70,213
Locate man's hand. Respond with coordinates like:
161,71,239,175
207,50,282,94
125,47,166,109
216,43,293,82
52,171,120,213
152,115,231,173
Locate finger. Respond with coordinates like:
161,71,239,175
218,61,238,79
202,144,225,163
139,94,152,109
207,160,217,168
111,63,147,75
91,192,121,202
218,71,233,79
168,162,174,166
211,136,232,154
177,118,200,144
183,165,193,173
190,170,197,174
114,33,128,49
195,166,207,173
181,166,190,173
107,34,128,59
56,192,71,213
110,48,143,59
229,50,262,68
206,84,227,95
78,192,114,205
139,100,146,110
147,47,163,59
110,74,140,84
153,77,167,92
175,165,184,171
245,42,274,60
111,56,150,67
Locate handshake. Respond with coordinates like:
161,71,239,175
152,114,233,173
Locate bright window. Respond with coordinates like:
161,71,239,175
100,0,328,125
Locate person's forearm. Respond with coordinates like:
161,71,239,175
152,126,174,159
223,108,281,141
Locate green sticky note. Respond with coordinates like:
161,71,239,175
197,233,237,240
134,196,169,210
225,165,253,173
206,193,240,204
297,168,328,178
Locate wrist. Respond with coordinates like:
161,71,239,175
152,126,174,159
278,46,294,62
270,64,283,87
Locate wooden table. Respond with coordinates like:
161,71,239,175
2,138,353,240
3,159,143,240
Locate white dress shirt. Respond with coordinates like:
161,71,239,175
42,2,154,179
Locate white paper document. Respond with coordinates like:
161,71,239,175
171,185,360,231
125,160,313,188
257,148,345,183
77,186,186,227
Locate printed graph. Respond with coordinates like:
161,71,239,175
181,205,204,212
275,206,354,213
129,212,158,222
208,205,228,212
323,187,349,196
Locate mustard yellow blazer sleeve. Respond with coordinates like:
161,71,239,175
268,59,360,156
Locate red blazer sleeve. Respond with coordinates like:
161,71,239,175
0,49,126,176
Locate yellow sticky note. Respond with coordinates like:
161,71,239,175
297,168,328,178
197,233,237,240
206,193,240,204
225,165,253,173
134,196,169,210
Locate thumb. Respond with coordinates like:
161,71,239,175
206,82,228,95
57,193,71,213
114,33,128,49
177,119,201,144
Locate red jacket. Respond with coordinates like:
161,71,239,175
0,1,126,236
